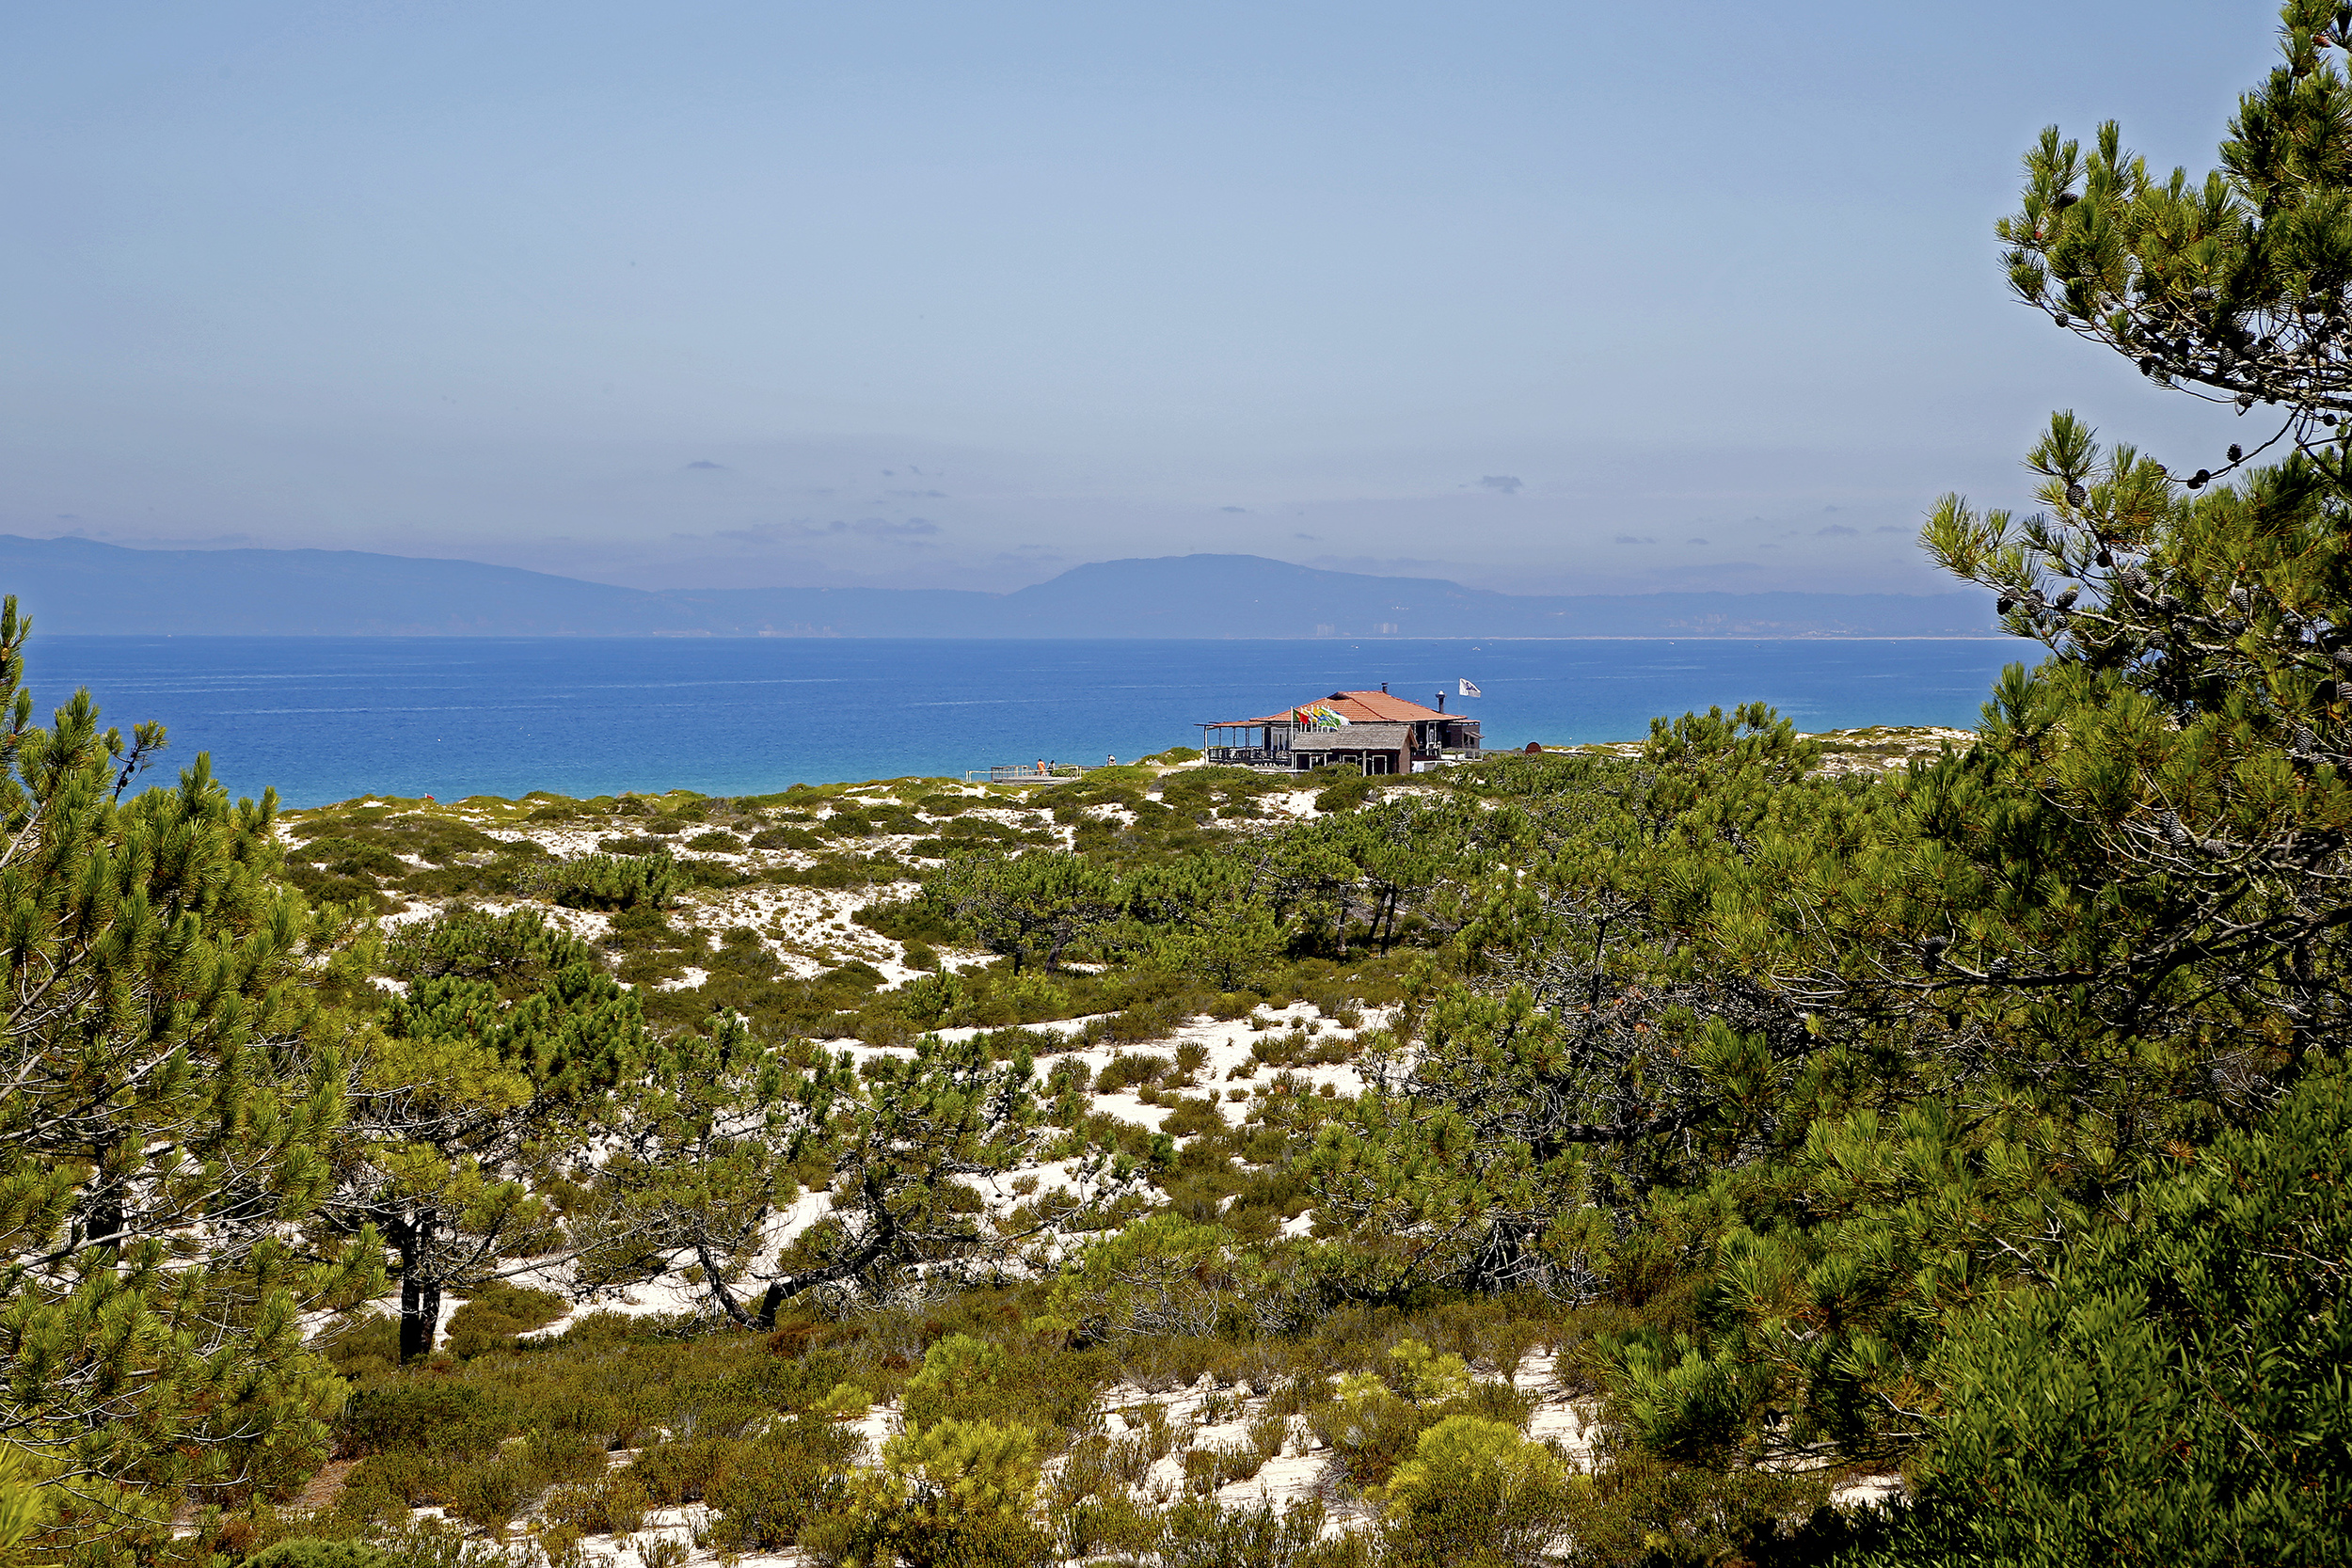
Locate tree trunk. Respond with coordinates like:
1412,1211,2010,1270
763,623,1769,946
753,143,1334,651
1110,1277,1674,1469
398,1271,441,1364
697,1241,755,1327
397,1212,441,1364
85,1134,125,1259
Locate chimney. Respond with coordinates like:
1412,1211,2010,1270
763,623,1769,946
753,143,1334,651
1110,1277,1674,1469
1380,682,1388,693
1437,692,1446,712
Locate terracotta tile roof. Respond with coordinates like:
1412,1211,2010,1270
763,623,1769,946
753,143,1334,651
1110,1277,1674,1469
1203,689,1454,727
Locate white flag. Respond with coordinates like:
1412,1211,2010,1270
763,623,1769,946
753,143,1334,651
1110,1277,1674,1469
1458,678,1482,697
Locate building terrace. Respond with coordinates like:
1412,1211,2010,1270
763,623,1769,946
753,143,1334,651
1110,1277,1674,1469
1198,687,1482,774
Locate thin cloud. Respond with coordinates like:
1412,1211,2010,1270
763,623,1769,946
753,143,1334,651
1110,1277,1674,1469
685,459,725,469
1613,534,1657,545
1479,475,1524,496
705,516,944,545
1817,523,1859,537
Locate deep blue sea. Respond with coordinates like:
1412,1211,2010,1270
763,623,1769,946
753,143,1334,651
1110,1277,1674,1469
22,638,2034,809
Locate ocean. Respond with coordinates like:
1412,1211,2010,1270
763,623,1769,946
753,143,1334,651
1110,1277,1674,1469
22,636,2034,810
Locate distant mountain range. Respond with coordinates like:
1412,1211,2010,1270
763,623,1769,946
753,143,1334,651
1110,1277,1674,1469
0,536,2004,640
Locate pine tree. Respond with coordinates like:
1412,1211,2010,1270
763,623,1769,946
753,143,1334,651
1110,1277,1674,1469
326,907,645,1362
1907,0,2352,1067
762,1033,1039,1307
1848,1065,2352,1565
930,850,1119,974
582,1022,1039,1320
573,1011,846,1328
1598,0,2352,1497
1301,712,1838,1306
0,597,375,1534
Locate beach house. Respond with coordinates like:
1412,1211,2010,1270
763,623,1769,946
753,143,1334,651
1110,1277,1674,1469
1198,687,1482,774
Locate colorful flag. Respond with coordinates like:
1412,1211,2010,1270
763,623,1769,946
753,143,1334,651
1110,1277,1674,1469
1458,679,1482,697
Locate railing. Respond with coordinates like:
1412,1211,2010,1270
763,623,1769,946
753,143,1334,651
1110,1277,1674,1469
965,764,1086,783
1203,746,1295,768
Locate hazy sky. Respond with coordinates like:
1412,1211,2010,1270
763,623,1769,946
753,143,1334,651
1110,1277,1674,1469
0,2,2293,595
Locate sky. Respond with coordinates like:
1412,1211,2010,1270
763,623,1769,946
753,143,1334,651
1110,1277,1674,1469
0,2,2297,596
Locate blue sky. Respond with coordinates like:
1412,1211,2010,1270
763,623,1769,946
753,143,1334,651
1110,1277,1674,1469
0,2,2291,594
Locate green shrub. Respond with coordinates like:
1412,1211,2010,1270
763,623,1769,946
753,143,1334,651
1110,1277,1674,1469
339,1383,515,1459
1312,773,1375,814
855,895,968,947
443,1454,538,1528
703,1420,859,1551
1155,1496,1345,1568
801,1418,1054,1568
338,1450,446,1515
245,1540,392,1568
1182,1442,1264,1494
542,1471,651,1537
1377,1416,1577,1568
771,856,900,889
1052,1489,1161,1560
1055,1214,1250,1344
1566,1451,1830,1568
898,1334,1104,1434
289,835,405,880
1160,1095,1228,1140
443,1282,567,1359
317,1313,403,1386
520,1427,609,1488
1843,1065,2352,1568
597,834,665,855
900,1335,1010,1430
1093,1052,1171,1095
627,1436,743,1505
550,849,679,911
1307,1376,1429,1490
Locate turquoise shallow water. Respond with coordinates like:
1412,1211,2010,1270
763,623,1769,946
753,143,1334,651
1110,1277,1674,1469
22,637,2033,809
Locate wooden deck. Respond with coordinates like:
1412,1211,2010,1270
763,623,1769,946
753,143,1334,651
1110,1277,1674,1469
965,764,1086,784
